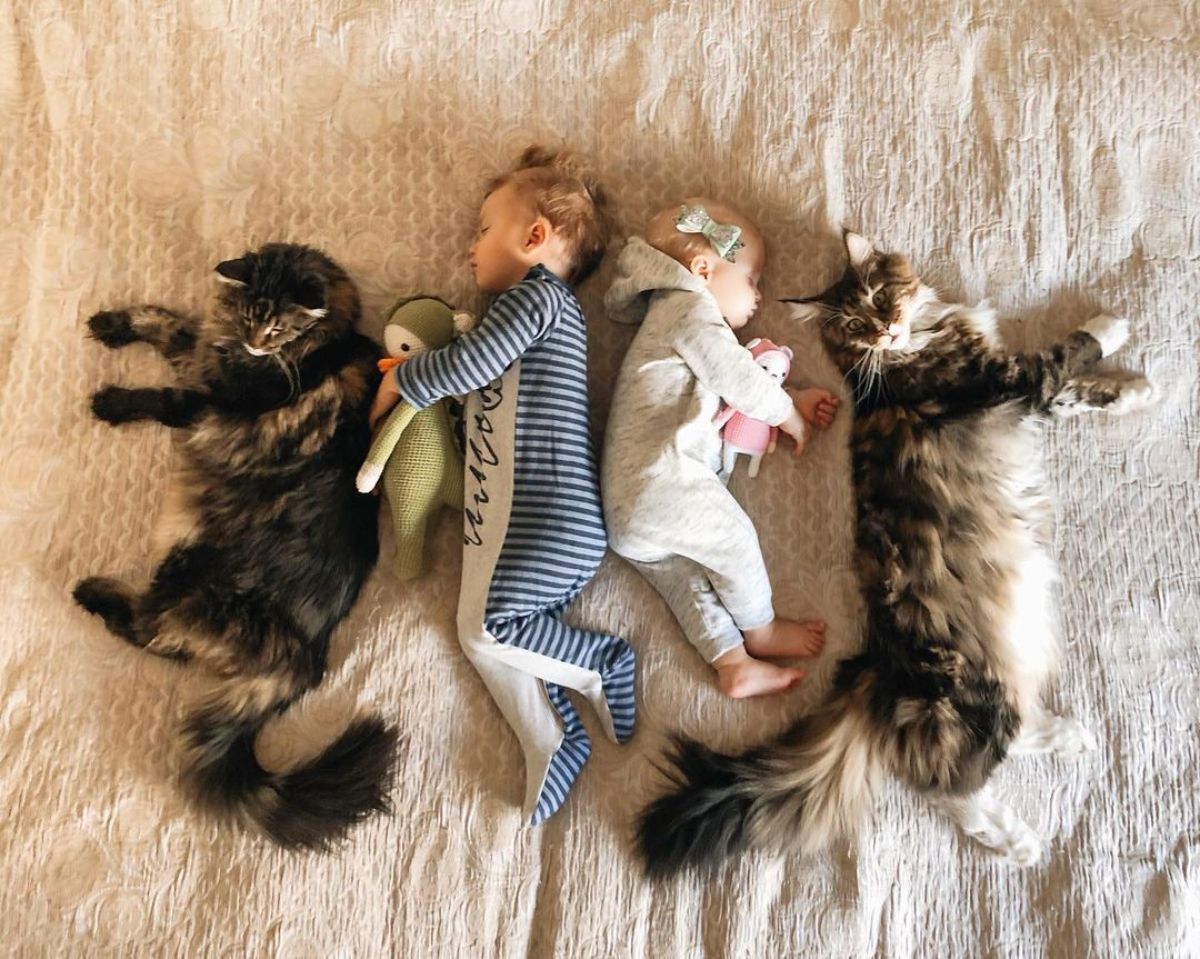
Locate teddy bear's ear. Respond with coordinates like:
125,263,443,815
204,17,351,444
746,337,762,350
452,311,477,335
782,346,794,360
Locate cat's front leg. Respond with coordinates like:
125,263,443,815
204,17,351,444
1051,373,1157,418
1014,315,1131,412
1027,315,1141,412
1080,314,1130,358
91,386,209,428
88,305,199,366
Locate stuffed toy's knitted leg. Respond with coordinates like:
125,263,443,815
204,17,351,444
379,407,461,580
439,423,464,509
383,469,440,580
488,613,636,745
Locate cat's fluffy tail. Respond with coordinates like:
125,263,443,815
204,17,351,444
638,676,884,877
180,676,399,851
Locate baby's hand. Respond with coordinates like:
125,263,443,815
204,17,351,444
792,387,840,430
369,375,401,431
778,407,811,457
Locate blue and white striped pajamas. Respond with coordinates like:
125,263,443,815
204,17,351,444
395,265,635,824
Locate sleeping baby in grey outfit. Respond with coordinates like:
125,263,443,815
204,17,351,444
602,199,839,699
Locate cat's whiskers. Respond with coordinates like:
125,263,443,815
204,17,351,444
271,350,300,401
847,347,874,401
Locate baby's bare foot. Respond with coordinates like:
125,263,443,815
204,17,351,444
715,654,806,699
744,618,826,660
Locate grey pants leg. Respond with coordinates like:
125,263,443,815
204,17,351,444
630,555,747,664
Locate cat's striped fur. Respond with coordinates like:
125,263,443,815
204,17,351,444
637,231,1153,876
74,243,396,851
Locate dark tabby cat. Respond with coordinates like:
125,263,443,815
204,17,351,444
73,243,397,850
638,230,1154,875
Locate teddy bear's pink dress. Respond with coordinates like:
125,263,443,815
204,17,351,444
713,338,793,478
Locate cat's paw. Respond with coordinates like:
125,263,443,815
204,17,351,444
1002,823,1046,867
1052,374,1157,418
1106,375,1158,416
1082,314,1130,357
91,385,142,424
1045,717,1098,757
87,310,138,348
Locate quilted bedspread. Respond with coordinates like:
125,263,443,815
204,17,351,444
2,0,1197,955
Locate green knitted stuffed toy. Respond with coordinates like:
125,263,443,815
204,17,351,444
356,297,473,580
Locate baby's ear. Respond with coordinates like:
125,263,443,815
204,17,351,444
452,311,477,336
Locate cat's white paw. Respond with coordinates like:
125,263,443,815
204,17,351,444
1107,376,1158,415
1082,314,1130,357
1002,823,1046,867
1046,717,1098,757
356,463,383,494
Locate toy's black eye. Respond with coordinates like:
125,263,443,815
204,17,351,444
872,290,888,310
400,343,410,351
847,319,866,333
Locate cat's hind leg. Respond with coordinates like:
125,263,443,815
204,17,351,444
88,306,198,366
72,576,190,662
928,785,1044,866
1051,373,1157,418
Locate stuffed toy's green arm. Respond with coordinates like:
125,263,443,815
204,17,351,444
356,401,418,493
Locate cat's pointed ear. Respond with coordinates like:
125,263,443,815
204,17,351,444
215,258,251,287
780,297,826,324
842,230,875,272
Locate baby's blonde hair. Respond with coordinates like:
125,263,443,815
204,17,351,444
486,145,613,284
646,197,764,267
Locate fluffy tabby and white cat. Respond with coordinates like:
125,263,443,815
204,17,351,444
637,231,1155,875
74,243,396,851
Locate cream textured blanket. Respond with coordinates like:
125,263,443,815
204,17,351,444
2,1,1197,955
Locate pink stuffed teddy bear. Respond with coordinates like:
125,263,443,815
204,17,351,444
713,338,798,478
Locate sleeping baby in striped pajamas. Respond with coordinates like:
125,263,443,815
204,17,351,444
369,146,633,824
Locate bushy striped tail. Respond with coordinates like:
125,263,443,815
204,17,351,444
181,677,399,851
638,678,883,878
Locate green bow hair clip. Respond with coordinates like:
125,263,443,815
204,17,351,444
674,204,745,262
